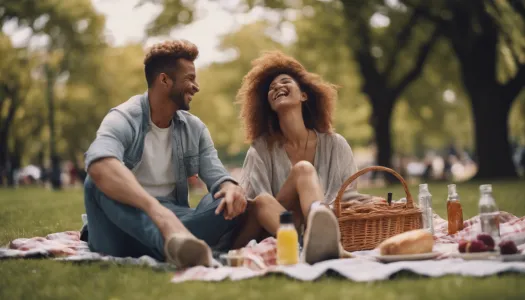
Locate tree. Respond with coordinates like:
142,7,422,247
401,0,525,179
1,0,107,188
141,0,443,181
57,44,147,168
291,7,474,168
0,33,33,186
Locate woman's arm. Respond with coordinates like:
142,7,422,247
239,145,273,201
326,134,379,206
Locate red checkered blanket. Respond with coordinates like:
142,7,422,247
212,211,525,270
433,211,525,244
2,211,524,271
0,231,174,270
2,231,89,257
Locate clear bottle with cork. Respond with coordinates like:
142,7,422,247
447,184,464,235
277,211,299,265
418,184,434,234
479,184,500,243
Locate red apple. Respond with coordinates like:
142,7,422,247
476,234,495,251
458,240,469,253
466,240,488,253
499,240,518,255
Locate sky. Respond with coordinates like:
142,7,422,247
1,0,284,68
91,0,293,68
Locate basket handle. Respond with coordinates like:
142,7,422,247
334,166,414,217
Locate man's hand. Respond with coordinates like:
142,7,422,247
214,181,247,220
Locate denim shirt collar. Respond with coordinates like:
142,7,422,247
139,91,188,130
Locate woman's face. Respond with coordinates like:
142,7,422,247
267,74,306,112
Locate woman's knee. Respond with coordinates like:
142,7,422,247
253,193,278,208
291,160,316,177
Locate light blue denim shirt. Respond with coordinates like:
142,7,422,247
84,91,237,207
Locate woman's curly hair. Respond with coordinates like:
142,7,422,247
237,51,337,145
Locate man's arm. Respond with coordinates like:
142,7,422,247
88,158,188,237
197,127,246,219
88,158,160,215
197,127,238,195
85,111,190,238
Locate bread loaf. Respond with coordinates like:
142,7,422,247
378,229,434,255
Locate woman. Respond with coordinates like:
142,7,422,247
233,51,377,263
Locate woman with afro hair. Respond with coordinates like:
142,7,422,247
233,51,378,263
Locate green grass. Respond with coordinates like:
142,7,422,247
1,181,525,300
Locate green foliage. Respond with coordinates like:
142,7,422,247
190,21,284,154
2,0,525,171
138,0,195,36
509,93,525,145
291,6,372,146
0,0,112,167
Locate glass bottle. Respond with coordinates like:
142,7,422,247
418,184,434,234
447,184,464,235
479,184,500,243
277,211,299,265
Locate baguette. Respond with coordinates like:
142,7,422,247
378,229,434,255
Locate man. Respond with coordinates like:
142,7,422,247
83,40,246,268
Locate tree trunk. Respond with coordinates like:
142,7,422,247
0,127,10,187
468,86,517,179
0,143,6,186
370,97,397,183
373,111,393,170
451,19,518,179
46,63,62,190
7,152,20,187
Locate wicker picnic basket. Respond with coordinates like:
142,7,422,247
334,166,423,252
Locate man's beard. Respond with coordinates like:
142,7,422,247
169,88,189,111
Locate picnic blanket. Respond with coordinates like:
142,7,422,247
0,230,178,271
170,211,525,282
2,212,525,282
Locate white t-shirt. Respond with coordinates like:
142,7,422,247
132,119,177,197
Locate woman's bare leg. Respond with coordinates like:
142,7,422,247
276,161,324,221
232,193,286,249
232,161,324,249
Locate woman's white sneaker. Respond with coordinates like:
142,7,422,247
302,205,341,264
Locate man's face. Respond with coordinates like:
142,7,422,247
165,59,199,111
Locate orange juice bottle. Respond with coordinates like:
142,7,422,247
277,211,299,265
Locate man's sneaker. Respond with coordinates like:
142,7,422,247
164,233,212,269
302,205,341,264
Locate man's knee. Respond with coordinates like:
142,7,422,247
84,175,108,207
291,161,315,177
84,175,98,201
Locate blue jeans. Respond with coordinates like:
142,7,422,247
83,176,240,261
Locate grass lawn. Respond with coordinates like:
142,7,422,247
1,180,525,300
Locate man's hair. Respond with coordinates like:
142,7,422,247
144,40,199,87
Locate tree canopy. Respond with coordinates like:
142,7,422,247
1,0,524,186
